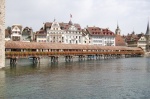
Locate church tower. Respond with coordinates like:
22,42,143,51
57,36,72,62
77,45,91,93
145,21,150,52
115,23,121,35
0,0,5,68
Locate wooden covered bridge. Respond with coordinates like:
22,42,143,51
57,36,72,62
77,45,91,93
5,41,144,64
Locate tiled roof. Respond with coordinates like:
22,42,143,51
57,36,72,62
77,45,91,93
5,41,142,51
86,27,115,36
12,25,22,31
125,33,141,42
44,22,52,28
115,35,126,46
22,27,32,35
44,22,81,31
35,30,46,36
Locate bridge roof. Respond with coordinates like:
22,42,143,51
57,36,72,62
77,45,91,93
5,41,142,51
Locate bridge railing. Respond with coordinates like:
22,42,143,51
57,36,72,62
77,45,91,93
5,50,144,58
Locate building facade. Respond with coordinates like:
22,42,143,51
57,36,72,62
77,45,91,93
125,32,146,51
86,26,115,46
11,24,22,41
44,20,83,44
0,0,5,68
22,27,34,42
35,29,47,42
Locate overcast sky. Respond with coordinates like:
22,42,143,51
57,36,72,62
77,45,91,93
6,0,150,35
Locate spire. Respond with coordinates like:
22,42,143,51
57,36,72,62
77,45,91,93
117,21,119,29
53,17,56,22
115,21,121,35
70,14,72,21
146,20,150,35
69,14,73,25
132,27,135,34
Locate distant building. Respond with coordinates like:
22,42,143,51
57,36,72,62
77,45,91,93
115,23,121,35
44,19,83,44
86,26,115,46
35,29,47,42
11,24,22,41
22,27,34,42
115,24,126,46
125,31,146,51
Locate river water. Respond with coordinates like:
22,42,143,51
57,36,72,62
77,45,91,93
0,57,150,99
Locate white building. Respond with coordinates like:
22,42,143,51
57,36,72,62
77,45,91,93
44,20,83,44
45,21,64,43
35,29,47,42
86,26,115,46
11,24,22,41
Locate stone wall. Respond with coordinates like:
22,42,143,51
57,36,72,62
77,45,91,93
0,0,5,68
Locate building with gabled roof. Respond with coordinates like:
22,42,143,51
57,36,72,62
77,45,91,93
124,32,146,51
11,24,22,41
115,35,126,46
22,27,34,42
44,19,83,44
35,29,47,42
86,26,115,46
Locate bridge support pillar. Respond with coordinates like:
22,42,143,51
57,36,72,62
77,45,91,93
10,57,18,65
87,55,94,60
33,57,40,64
96,55,100,60
50,56,58,63
78,55,85,61
65,56,73,62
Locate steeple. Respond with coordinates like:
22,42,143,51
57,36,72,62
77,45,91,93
69,14,73,25
145,21,150,35
115,22,121,35
145,20,150,52
117,21,119,29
